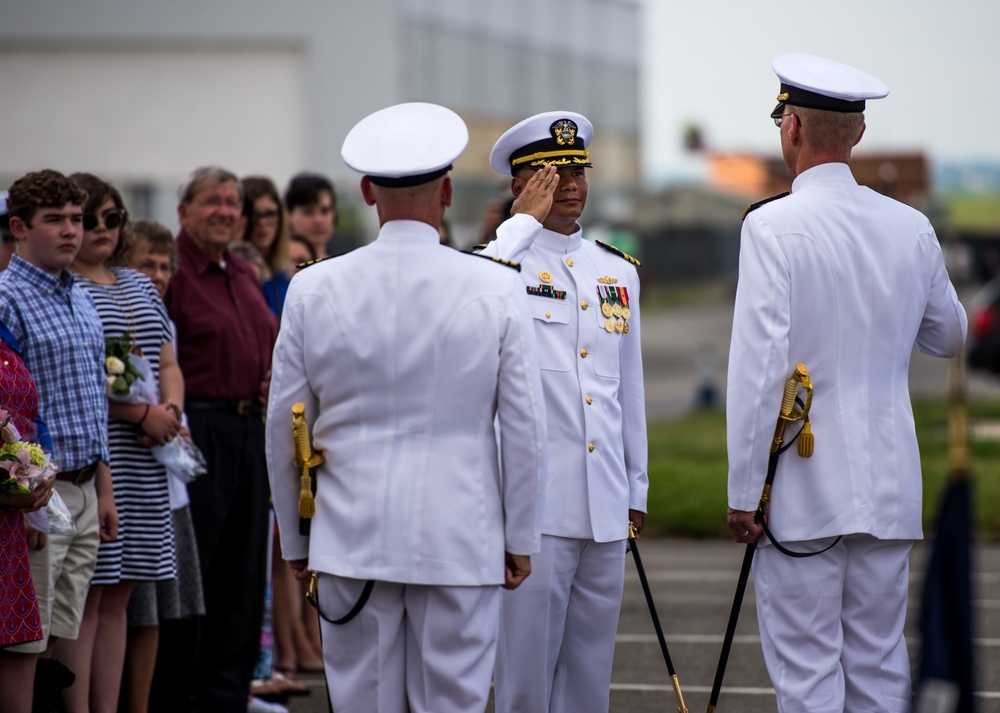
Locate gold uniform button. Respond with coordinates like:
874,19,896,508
545,311,551,318
566,258,574,267
588,442,596,452
580,300,589,310
580,348,588,358
586,396,593,405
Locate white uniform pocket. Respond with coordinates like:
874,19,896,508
528,298,572,372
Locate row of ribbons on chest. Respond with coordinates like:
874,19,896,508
525,282,632,334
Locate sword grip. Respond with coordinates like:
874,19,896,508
779,369,800,419
292,402,319,521
292,402,312,468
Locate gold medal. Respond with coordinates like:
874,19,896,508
604,319,615,333
612,303,623,318
623,321,630,334
622,306,631,320
601,301,613,318
614,319,625,333
539,270,553,284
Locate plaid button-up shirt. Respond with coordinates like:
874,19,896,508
0,255,109,470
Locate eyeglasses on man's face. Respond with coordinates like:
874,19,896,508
773,113,797,128
83,209,126,232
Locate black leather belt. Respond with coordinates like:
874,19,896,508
186,399,264,416
56,461,100,485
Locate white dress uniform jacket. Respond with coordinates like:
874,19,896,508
266,220,547,586
481,214,647,542
727,162,967,543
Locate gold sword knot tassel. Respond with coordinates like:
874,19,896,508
292,402,325,519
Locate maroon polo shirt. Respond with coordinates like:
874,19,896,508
166,231,278,401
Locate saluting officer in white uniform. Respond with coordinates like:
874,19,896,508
265,102,548,713
479,112,648,713
726,54,967,713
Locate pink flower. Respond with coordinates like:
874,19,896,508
1,420,20,445
0,449,43,483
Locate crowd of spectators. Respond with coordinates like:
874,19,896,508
0,166,345,713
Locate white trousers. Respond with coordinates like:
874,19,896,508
494,535,625,713
317,574,501,713
753,534,913,713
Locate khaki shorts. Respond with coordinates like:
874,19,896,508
7,479,100,654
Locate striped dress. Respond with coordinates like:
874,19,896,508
80,268,176,584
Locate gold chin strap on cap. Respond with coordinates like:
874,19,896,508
511,149,590,167
292,402,324,520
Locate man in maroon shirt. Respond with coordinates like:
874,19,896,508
165,166,278,713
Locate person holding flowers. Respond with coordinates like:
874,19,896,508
0,170,111,713
0,317,56,713
62,173,182,713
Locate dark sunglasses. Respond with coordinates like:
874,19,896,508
83,209,126,232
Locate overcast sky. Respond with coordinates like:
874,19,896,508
639,0,1000,185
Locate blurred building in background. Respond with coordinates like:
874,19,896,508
0,0,641,247
706,150,931,208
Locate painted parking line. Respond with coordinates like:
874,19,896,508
617,633,759,644
641,570,1000,585
617,634,1000,647
627,591,1000,609
611,683,774,695
610,683,1000,700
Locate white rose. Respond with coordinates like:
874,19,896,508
105,356,126,375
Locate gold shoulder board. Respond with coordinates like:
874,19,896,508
465,252,521,272
295,255,336,271
741,192,790,221
595,240,641,268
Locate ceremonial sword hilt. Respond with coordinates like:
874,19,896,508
292,402,324,519
758,363,814,519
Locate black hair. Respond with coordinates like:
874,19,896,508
284,172,336,213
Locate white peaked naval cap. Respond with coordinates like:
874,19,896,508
342,102,469,187
771,53,889,118
490,111,594,175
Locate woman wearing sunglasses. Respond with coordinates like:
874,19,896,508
61,173,183,713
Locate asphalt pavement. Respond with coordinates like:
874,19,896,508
283,537,1000,713
280,292,999,712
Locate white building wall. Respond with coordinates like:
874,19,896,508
0,0,639,232
0,48,306,186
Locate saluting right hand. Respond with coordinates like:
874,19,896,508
511,165,558,224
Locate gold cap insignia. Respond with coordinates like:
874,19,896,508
776,92,789,102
